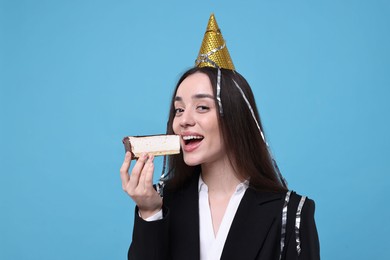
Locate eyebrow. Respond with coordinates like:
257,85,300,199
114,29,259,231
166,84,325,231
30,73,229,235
174,94,215,101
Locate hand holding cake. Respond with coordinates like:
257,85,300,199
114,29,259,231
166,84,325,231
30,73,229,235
120,151,163,219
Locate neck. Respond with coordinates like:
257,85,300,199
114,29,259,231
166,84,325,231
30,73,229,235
200,157,242,194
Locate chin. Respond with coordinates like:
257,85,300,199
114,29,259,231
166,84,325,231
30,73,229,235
183,154,202,166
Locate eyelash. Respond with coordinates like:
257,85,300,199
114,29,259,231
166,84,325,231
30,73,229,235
174,108,184,115
197,106,209,112
174,106,210,116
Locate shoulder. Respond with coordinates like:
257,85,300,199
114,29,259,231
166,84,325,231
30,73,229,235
282,190,316,226
287,191,316,213
281,191,320,259
247,189,316,213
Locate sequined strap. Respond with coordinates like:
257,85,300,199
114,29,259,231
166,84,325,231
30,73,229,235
279,190,291,260
295,196,307,255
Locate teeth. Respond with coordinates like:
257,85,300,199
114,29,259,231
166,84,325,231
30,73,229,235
183,135,203,141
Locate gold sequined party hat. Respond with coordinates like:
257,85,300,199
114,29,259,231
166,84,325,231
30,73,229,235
195,14,235,70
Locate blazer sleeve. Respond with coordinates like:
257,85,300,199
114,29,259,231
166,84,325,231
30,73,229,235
128,206,170,260
284,198,320,260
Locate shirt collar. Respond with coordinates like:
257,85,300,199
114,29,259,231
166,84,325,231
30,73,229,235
198,175,249,193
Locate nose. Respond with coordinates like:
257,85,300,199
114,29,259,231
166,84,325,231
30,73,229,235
179,109,195,128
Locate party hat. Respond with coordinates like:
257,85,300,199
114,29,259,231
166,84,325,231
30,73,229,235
195,14,235,70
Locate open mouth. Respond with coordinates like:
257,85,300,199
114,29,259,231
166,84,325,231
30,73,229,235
182,135,204,145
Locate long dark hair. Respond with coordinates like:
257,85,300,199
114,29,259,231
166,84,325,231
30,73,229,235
164,67,287,192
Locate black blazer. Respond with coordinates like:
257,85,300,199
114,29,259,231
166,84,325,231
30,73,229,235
128,174,320,260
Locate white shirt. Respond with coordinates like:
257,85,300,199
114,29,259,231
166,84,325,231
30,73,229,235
198,175,249,260
142,176,249,260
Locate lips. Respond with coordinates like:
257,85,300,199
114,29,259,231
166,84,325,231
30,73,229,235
181,134,204,152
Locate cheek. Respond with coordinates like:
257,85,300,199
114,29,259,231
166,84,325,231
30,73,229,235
205,115,220,133
211,120,223,143
172,118,179,134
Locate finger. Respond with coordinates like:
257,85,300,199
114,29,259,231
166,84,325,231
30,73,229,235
138,154,153,190
128,153,148,190
144,155,155,188
119,152,132,189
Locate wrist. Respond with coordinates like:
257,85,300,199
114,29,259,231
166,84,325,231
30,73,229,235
139,208,162,219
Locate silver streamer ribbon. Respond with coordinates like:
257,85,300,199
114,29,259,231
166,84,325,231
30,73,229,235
216,68,223,114
195,43,226,115
156,181,164,197
232,79,287,188
195,42,226,68
232,79,265,142
295,196,307,256
279,190,292,260
157,152,169,197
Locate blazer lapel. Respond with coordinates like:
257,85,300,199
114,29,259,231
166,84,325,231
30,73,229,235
221,189,284,259
166,175,200,260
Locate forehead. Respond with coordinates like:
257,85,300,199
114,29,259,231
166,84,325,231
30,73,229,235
175,72,214,97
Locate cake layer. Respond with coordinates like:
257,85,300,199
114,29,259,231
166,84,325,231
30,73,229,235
123,135,180,159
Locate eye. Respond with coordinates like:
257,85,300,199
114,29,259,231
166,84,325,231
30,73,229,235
197,105,210,112
174,107,184,116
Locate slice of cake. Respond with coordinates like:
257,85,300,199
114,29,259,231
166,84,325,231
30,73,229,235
122,135,181,159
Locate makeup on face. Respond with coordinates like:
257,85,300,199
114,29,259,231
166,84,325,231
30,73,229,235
172,72,226,166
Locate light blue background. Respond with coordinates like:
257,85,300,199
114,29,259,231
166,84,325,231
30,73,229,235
1,0,389,259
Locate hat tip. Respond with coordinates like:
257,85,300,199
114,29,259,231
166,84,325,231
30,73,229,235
195,13,235,70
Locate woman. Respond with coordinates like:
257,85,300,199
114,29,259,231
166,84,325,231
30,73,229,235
120,14,320,260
